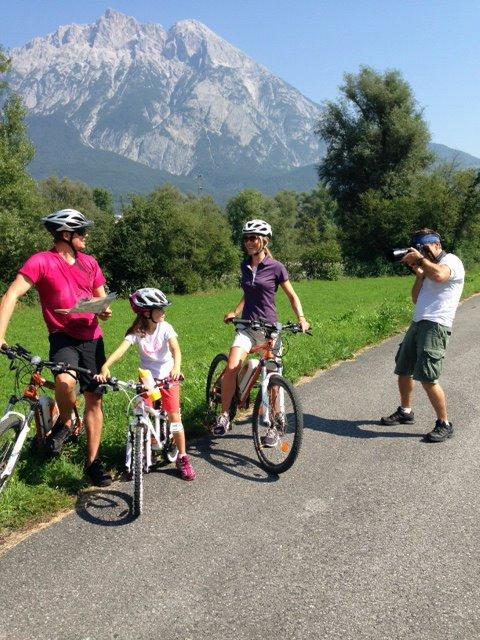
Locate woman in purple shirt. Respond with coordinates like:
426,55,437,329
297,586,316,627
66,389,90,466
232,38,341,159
214,219,310,437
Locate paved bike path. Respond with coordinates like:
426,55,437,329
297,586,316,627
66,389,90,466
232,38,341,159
1,296,480,640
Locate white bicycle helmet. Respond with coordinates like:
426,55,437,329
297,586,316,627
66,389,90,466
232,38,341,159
41,209,94,234
242,219,272,238
129,288,171,313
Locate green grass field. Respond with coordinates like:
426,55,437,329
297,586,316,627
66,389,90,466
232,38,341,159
1,271,480,537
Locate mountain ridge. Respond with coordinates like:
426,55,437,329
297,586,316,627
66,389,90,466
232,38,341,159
6,9,479,202
25,114,480,205
10,9,323,177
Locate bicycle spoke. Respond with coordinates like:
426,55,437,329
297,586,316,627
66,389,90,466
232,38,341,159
252,375,303,474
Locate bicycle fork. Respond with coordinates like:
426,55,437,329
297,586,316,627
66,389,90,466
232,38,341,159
125,417,148,473
259,368,284,427
125,412,167,473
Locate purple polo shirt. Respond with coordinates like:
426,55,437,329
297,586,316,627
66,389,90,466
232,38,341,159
241,256,289,324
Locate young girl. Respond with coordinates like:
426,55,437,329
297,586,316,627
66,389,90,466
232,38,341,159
97,287,196,481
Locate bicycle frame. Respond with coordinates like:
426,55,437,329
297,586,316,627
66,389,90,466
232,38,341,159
4,368,81,443
125,397,169,473
226,338,285,428
0,345,92,494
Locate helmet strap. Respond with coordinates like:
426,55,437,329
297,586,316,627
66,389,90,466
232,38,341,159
67,231,77,254
54,231,77,256
254,238,268,256
146,310,158,324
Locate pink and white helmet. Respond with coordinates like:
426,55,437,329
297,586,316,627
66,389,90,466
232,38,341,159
242,219,272,238
129,288,171,313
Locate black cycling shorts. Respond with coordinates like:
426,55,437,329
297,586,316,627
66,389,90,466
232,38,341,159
48,332,106,394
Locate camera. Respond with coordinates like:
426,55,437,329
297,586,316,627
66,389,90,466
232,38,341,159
386,244,425,263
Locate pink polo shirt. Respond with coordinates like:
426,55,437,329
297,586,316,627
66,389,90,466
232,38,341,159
19,249,106,340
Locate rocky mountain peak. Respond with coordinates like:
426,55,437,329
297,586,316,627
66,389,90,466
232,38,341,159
9,11,323,177
89,9,144,48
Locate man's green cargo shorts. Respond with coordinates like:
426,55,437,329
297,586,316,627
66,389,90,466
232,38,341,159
394,320,451,384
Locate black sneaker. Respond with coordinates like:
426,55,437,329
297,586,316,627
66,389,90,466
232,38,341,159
84,459,113,487
47,421,72,456
380,406,415,426
425,420,453,443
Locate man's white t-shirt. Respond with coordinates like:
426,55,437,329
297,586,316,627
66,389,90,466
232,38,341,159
124,321,177,379
413,253,465,328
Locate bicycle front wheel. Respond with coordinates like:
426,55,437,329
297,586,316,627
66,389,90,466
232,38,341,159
205,353,237,428
132,423,144,518
0,414,24,494
252,375,303,474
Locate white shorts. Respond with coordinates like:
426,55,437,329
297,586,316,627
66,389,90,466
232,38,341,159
232,327,267,353
231,325,283,356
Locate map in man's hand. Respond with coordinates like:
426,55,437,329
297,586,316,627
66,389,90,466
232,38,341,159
55,293,117,315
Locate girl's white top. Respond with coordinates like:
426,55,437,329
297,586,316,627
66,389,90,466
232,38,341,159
124,321,177,379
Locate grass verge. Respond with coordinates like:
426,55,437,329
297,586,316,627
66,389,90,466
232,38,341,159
1,270,480,538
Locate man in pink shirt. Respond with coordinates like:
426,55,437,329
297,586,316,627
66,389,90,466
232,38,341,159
0,209,112,486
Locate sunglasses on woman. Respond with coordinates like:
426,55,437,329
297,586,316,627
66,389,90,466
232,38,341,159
74,227,89,237
243,235,261,242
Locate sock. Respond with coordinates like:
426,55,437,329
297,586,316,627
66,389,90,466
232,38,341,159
178,453,186,458
401,407,412,414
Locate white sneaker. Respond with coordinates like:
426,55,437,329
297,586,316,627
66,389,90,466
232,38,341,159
260,428,280,448
213,412,230,436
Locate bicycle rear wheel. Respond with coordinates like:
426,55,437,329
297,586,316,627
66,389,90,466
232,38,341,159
252,374,303,474
132,423,144,518
0,414,24,494
205,353,237,429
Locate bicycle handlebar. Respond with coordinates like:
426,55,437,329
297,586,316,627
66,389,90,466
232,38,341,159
1,343,93,376
231,318,312,336
98,375,184,394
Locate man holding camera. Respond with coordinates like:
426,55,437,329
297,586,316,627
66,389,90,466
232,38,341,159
381,229,465,442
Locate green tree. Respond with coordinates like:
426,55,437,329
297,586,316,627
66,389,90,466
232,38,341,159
0,47,45,284
296,186,338,246
316,67,433,267
104,186,239,294
410,167,480,267
0,49,37,214
92,187,115,215
317,67,432,210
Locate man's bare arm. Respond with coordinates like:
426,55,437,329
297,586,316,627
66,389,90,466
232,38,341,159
0,274,33,345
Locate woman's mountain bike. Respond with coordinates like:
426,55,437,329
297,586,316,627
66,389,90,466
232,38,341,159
99,376,180,518
205,319,310,474
0,344,87,495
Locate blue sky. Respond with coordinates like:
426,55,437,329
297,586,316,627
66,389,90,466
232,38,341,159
1,0,479,157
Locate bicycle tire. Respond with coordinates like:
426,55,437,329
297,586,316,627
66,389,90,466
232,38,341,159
252,374,303,474
132,422,144,518
0,416,24,495
205,353,237,425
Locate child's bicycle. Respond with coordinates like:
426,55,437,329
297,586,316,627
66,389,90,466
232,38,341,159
205,319,311,474
0,344,87,494
99,376,180,518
